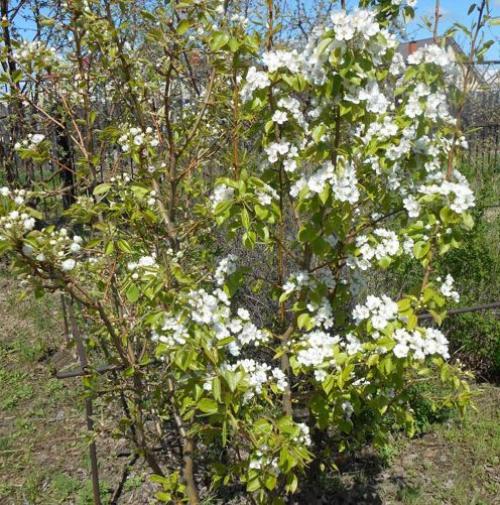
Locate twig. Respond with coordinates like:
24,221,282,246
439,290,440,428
110,454,139,505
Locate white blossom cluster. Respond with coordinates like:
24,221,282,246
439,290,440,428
341,400,354,418
263,50,302,73
228,12,248,27
343,332,363,356
0,188,36,240
247,423,310,472
117,125,159,153
12,40,58,69
393,327,449,360
248,449,278,471
282,271,312,297
95,173,161,211
239,66,270,102
351,295,450,361
109,173,132,185
306,298,334,329
360,115,399,145
403,196,421,218
248,423,312,473
0,209,35,234
0,186,26,204
282,269,335,300
255,182,279,206
14,133,45,151
264,141,290,163
438,274,460,303
146,190,157,207
346,81,389,114
153,285,268,356
296,330,339,368
18,227,83,272
276,97,306,128
351,229,400,270
419,175,475,214
127,254,158,279
227,359,288,396
214,253,237,285
330,9,384,44
294,295,342,380
153,256,268,359
235,5,471,258
290,160,359,204
264,141,299,170
405,84,454,124
296,423,312,446
407,44,455,70
352,295,399,331
294,299,370,380
210,183,234,210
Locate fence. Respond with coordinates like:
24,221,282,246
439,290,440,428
462,76,500,174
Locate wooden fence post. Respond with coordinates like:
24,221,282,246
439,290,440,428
68,301,102,505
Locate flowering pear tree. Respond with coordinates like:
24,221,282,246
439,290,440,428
0,0,489,502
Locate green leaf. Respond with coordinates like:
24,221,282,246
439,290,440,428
177,19,191,35
264,473,277,491
214,200,232,216
286,473,298,493
126,283,140,303
242,230,256,248
93,183,111,196
298,224,318,243
212,377,222,402
11,69,23,83
246,477,261,493
378,256,392,269
0,240,10,255
413,241,430,260
198,398,218,415
156,491,172,501
228,37,240,52
117,239,132,253
297,313,313,330
397,298,412,312
254,204,269,220
210,32,230,51
105,241,115,254
241,207,250,230
131,185,149,199
462,213,474,230
28,208,43,220
222,370,239,392
311,124,326,143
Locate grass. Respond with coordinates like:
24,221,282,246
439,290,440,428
0,273,87,504
0,272,152,504
378,383,500,505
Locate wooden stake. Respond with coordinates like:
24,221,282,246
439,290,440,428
68,302,102,505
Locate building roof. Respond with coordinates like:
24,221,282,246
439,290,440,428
398,36,437,59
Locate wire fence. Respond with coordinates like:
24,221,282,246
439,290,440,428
462,78,500,175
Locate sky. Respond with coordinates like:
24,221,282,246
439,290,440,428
12,0,500,60
406,0,499,60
